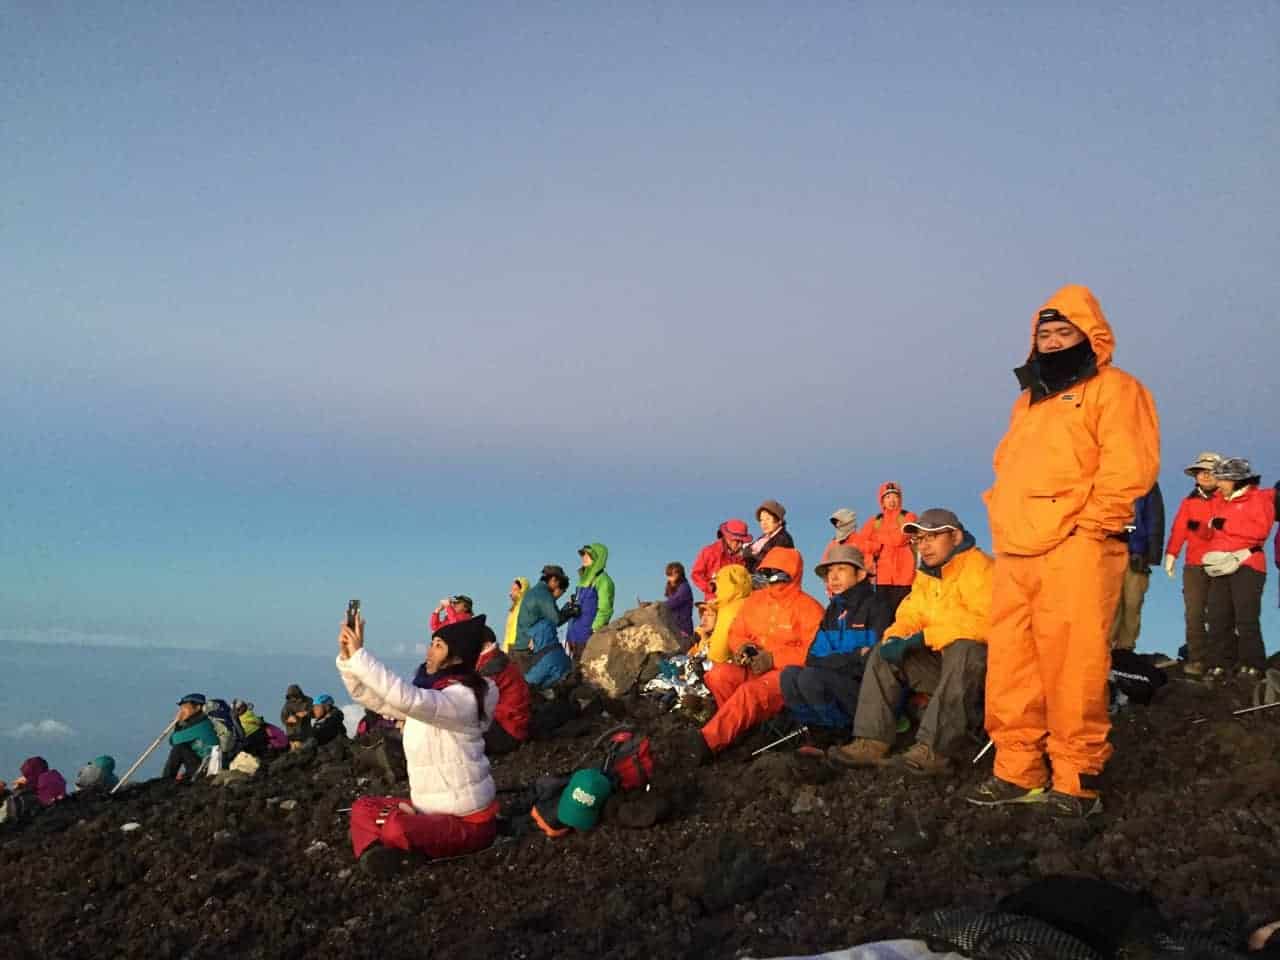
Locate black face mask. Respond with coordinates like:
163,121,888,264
1016,337,1097,401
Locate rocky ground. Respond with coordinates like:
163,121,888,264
1,666,1278,960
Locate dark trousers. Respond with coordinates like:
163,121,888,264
878,585,913,621
1182,564,1211,663
853,639,987,752
1206,566,1266,670
484,723,524,756
162,743,202,780
241,728,269,758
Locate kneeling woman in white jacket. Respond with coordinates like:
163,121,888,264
338,613,499,867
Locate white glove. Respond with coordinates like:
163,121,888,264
1163,555,1176,579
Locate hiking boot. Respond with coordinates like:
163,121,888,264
359,843,406,879
1206,666,1228,682
900,743,952,777
827,738,891,769
963,776,1048,807
1040,790,1103,819
1238,665,1263,681
1181,660,1205,678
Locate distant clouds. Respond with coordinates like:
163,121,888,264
5,719,76,740
0,628,149,649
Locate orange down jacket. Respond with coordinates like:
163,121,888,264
984,285,1161,556
725,547,825,671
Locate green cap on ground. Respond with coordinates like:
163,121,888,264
557,768,613,831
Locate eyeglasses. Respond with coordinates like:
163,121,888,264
908,530,954,545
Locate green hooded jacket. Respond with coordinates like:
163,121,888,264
576,541,615,633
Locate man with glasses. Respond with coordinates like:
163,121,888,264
686,547,824,762
829,509,993,776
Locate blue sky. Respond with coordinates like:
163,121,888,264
2,2,1278,666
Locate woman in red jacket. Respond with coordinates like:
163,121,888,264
1163,451,1222,677
857,482,918,617
1203,458,1274,680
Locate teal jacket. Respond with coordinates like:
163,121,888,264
170,715,218,759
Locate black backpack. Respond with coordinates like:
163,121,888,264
1109,650,1167,706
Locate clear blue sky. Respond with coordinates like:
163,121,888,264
2,3,1278,663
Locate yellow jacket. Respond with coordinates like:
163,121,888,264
885,536,993,652
503,578,529,651
985,284,1160,556
706,565,753,663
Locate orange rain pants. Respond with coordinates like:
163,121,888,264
985,534,1127,798
701,663,786,753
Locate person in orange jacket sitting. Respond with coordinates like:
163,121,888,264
687,547,824,761
858,483,918,618
968,285,1159,819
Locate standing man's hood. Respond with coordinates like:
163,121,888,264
578,541,610,586
1026,284,1115,368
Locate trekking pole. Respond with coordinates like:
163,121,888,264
751,725,808,757
972,739,994,764
111,718,178,794
1191,701,1280,724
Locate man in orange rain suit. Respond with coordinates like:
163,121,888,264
966,284,1159,819
688,547,824,761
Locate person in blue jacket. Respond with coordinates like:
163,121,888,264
780,545,892,728
511,565,570,672
1109,482,1166,651
523,620,573,690
163,693,219,781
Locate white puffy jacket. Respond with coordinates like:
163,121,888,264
337,648,497,816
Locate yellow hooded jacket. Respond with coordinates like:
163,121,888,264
706,565,753,664
984,285,1160,557
503,578,530,652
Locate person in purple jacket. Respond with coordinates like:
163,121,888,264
663,561,695,643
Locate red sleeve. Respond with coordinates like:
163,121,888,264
429,610,445,633
1166,499,1190,559
691,545,714,596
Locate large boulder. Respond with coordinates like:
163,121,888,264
580,603,683,697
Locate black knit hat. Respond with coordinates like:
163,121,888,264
433,615,487,671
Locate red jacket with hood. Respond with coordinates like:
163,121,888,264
692,539,745,597
858,483,918,587
1165,487,1218,567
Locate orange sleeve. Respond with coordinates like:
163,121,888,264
726,607,753,659
1075,375,1160,538
770,596,825,670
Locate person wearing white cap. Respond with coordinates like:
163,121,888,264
1163,452,1224,676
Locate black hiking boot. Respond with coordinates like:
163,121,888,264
1040,790,1103,819
963,776,1048,807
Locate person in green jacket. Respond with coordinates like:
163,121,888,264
163,693,218,781
566,542,615,658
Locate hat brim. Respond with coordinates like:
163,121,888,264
901,523,958,535
815,561,865,578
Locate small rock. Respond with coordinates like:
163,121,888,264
305,840,329,856
336,868,352,880
742,911,757,924
279,799,298,811
121,822,142,833
212,829,233,843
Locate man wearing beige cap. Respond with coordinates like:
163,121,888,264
1164,452,1223,676
829,509,993,776
779,544,892,729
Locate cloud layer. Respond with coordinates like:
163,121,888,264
6,719,77,740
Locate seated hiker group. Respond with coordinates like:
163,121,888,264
38,285,1277,873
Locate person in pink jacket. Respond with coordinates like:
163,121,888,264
429,595,474,633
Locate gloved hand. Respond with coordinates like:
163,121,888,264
879,632,924,665
1164,554,1176,579
748,649,774,675
1210,517,1226,530
1129,554,1149,574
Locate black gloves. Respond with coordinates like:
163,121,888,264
1210,518,1226,531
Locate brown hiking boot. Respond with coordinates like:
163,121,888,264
900,742,952,777
827,738,890,769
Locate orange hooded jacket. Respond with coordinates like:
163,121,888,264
985,285,1160,557
725,547,824,671
858,483,918,587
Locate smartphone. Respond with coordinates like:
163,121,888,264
346,598,361,630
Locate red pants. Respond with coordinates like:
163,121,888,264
350,795,497,859
701,663,785,752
